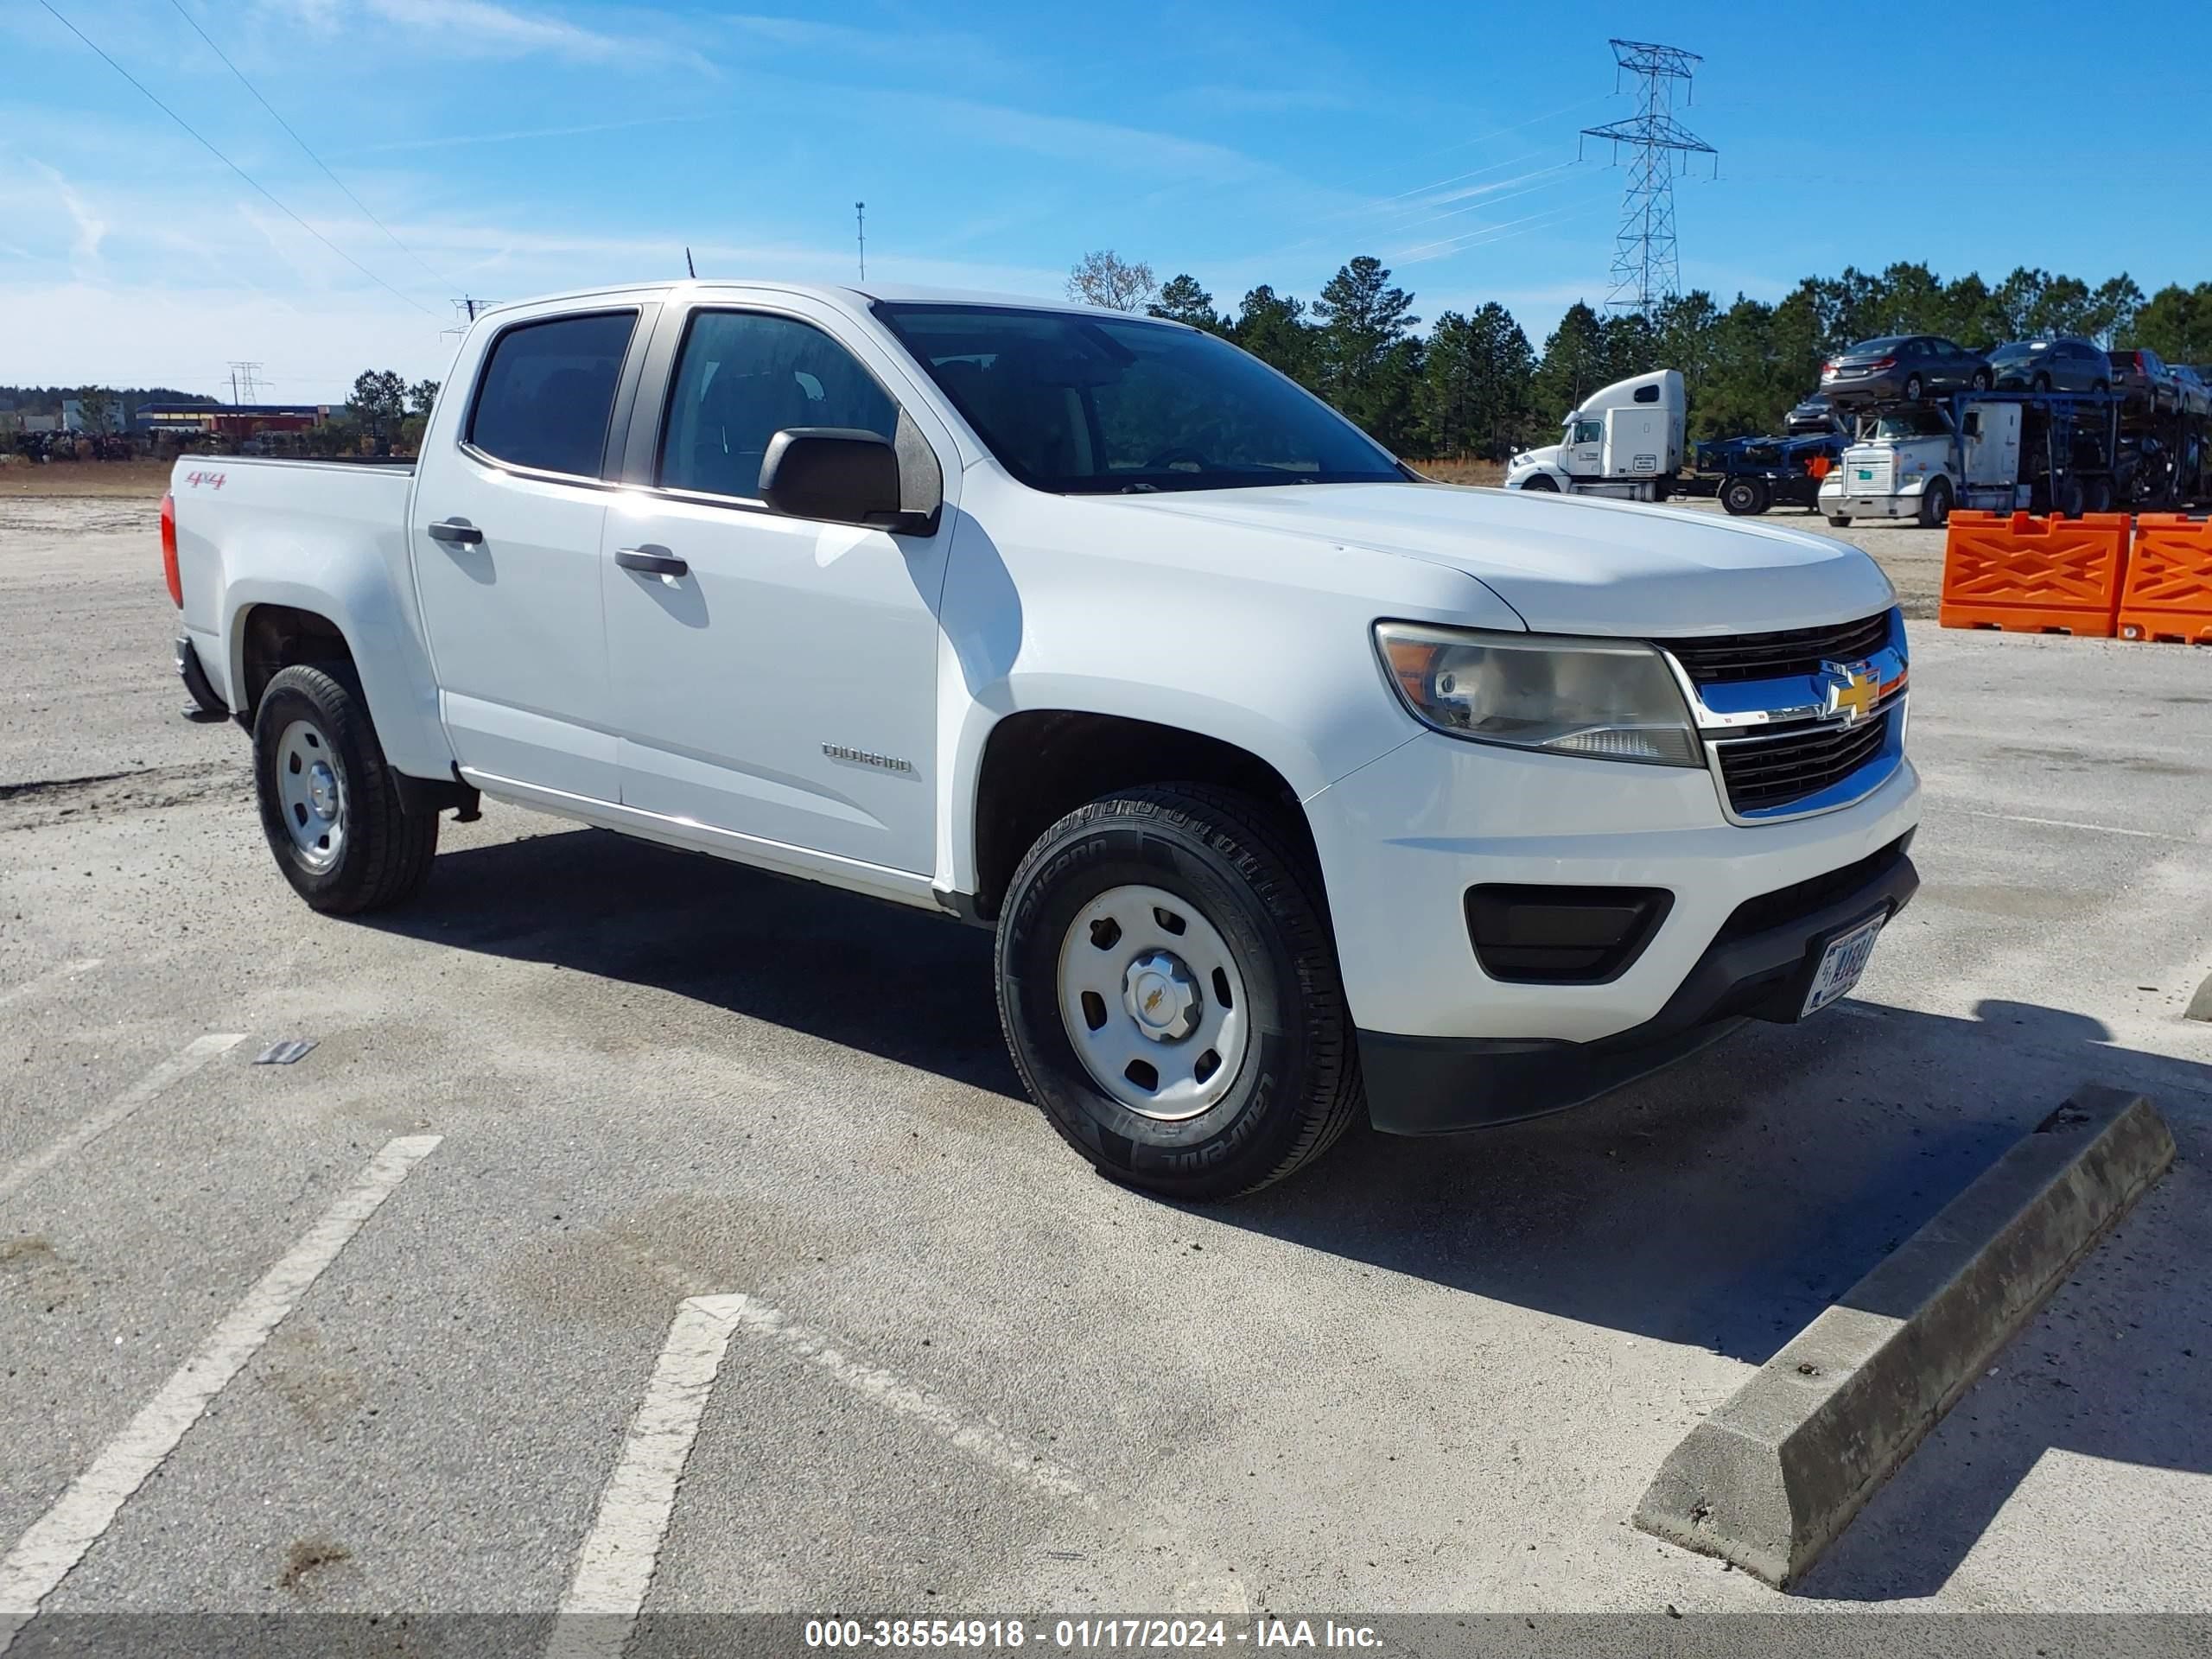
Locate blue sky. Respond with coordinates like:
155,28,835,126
6,0,2209,402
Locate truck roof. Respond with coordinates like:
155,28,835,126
474,279,1174,326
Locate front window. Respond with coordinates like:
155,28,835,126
872,302,1405,493
658,310,898,500
1870,409,1951,439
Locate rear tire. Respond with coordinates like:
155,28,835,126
1903,373,1924,401
1721,476,1770,516
252,664,437,914
1916,476,1954,529
2054,475,2087,519
995,785,1361,1200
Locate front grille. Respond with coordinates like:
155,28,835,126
1715,710,1892,814
1664,612,1891,685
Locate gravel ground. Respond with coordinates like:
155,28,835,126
1,493,2208,1642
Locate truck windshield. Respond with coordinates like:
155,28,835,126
1870,410,1951,438
872,302,1406,493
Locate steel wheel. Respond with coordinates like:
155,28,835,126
273,717,346,872
1055,881,1249,1121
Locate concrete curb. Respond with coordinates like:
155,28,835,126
1633,1083,2176,1589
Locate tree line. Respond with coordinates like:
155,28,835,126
1068,252,2212,458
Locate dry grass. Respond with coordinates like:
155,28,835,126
1408,457,1504,488
0,457,176,499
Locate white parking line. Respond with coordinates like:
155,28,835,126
0,1135,441,1652
721,1293,1098,1510
550,1295,746,1659
0,958,100,1012
0,1032,245,1207
1950,807,2201,844
604,1242,1103,1513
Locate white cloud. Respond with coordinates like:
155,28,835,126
257,0,697,66
882,92,1268,186
725,12,1017,77
30,161,107,273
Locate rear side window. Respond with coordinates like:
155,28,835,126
467,311,637,478
658,310,898,500
1633,383,1659,404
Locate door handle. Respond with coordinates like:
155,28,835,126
426,518,483,545
615,546,688,578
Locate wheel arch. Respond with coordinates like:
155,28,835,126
219,571,454,779
965,710,1323,925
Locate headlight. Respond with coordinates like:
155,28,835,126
1373,622,1701,766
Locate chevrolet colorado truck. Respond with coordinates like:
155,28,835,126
163,282,1920,1198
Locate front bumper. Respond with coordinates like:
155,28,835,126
1820,493,1923,519
1304,715,1922,1133
1357,835,1918,1133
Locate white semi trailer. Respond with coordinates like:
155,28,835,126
1505,371,1687,502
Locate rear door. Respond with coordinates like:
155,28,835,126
599,296,957,874
413,306,652,802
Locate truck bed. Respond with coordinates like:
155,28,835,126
169,454,422,734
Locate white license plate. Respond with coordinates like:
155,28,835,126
1802,915,1884,1018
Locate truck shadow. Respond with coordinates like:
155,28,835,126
367,823,2211,1601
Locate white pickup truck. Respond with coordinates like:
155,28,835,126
163,281,1920,1197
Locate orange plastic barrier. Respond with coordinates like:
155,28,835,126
1937,511,2133,636
2120,515,2212,645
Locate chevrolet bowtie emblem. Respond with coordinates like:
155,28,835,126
1821,659,1880,725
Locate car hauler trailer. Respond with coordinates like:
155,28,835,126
1505,371,1686,501
1817,388,2211,525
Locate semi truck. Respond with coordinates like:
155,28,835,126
1504,371,1687,501
1819,389,2211,526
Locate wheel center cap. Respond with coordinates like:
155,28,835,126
1123,950,1201,1041
308,762,338,821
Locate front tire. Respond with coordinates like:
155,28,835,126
252,664,437,914
1519,474,1559,493
995,785,1360,1200
1721,476,1770,516
1916,476,1954,529
1827,513,1853,527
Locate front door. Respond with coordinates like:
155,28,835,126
1566,416,1603,476
601,302,952,874
413,307,641,802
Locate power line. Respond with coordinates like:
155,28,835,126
163,0,454,289
35,0,442,319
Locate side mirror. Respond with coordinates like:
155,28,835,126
760,428,935,534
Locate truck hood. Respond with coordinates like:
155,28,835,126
1112,482,1896,635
